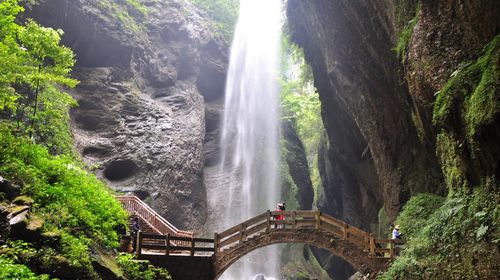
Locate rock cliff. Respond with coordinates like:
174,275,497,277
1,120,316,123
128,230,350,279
25,0,228,231
287,0,498,278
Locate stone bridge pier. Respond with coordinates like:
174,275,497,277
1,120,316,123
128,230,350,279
140,255,214,280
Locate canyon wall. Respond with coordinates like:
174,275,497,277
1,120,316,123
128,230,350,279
287,0,498,278
26,0,228,231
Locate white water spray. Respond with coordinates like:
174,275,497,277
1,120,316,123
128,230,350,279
210,0,283,279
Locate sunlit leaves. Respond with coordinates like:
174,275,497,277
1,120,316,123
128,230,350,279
0,0,78,153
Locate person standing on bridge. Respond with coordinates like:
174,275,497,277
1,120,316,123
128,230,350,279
275,202,285,229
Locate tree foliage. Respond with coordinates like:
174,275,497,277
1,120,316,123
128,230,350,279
189,0,239,42
0,1,128,277
280,36,323,193
0,0,77,154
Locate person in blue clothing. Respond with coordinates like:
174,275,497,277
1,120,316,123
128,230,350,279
392,224,402,240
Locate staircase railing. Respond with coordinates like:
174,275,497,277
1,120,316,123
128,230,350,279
116,196,193,239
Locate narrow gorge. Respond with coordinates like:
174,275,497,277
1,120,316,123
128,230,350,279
0,0,498,279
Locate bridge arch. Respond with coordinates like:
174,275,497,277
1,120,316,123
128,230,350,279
213,228,387,279
131,209,401,280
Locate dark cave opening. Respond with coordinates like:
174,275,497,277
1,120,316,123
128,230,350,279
103,159,138,181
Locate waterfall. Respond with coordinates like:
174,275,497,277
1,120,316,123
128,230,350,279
209,0,283,279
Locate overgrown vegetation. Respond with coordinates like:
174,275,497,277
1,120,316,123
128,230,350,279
117,253,173,280
0,0,128,277
98,0,147,35
379,183,499,279
433,35,499,140
189,0,239,42
381,35,500,279
280,35,323,202
0,0,77,154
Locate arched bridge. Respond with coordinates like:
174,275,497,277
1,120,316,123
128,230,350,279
132,210,402,280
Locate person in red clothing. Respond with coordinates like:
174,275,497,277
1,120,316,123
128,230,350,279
275,202,285,228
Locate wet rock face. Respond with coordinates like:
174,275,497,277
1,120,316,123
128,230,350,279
405,0,500,183
288,0,497,278
286,0,441,277
287,0,427,228
406,0,499,140
26,0,228,230
281,121,314,210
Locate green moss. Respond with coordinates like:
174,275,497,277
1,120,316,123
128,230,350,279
377,207,390,238
393,3,420,59
435,132,469,192
12,195,34,205
433,35,499,136
98,0,146,35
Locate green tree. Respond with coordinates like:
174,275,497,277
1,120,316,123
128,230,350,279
0,0,77,153
189,0,239,42
280,37,323,192
0,0,24,111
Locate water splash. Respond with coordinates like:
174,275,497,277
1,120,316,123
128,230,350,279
210,0,283,279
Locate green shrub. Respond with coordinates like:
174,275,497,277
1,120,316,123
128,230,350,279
395,193,445,239
116,253,172,280
190,0,239,42
379,183,500,279
0,256,51,280
0,127,127,248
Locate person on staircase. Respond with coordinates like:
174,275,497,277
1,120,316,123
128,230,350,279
131,217,140,253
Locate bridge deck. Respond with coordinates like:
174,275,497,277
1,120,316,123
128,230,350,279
136,210,403,259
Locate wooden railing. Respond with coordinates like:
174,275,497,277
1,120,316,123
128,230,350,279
214,210,403,258
137,232,215,257
116,196,193,239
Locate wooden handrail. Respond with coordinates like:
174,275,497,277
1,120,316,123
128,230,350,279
132,209,403,259
116,196,193,239
137,232,215,257
214,210,403,258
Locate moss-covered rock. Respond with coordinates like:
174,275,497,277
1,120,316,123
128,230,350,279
433,35,500,192
41,230,62,246
25,214,43,238
0,176,20,200
12,196,34,206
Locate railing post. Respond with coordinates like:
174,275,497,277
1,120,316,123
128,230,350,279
214,232,219,254
292,211,296,229
315,210,321,229
266,210,271,232
190,237,195,257
369,235,375,257
389,239,395,258
165,234,170,256
239,223,246,243
342,223,348,240
364,233,369,251
136,231,142,257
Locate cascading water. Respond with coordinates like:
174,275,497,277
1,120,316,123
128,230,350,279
209,0,282,279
